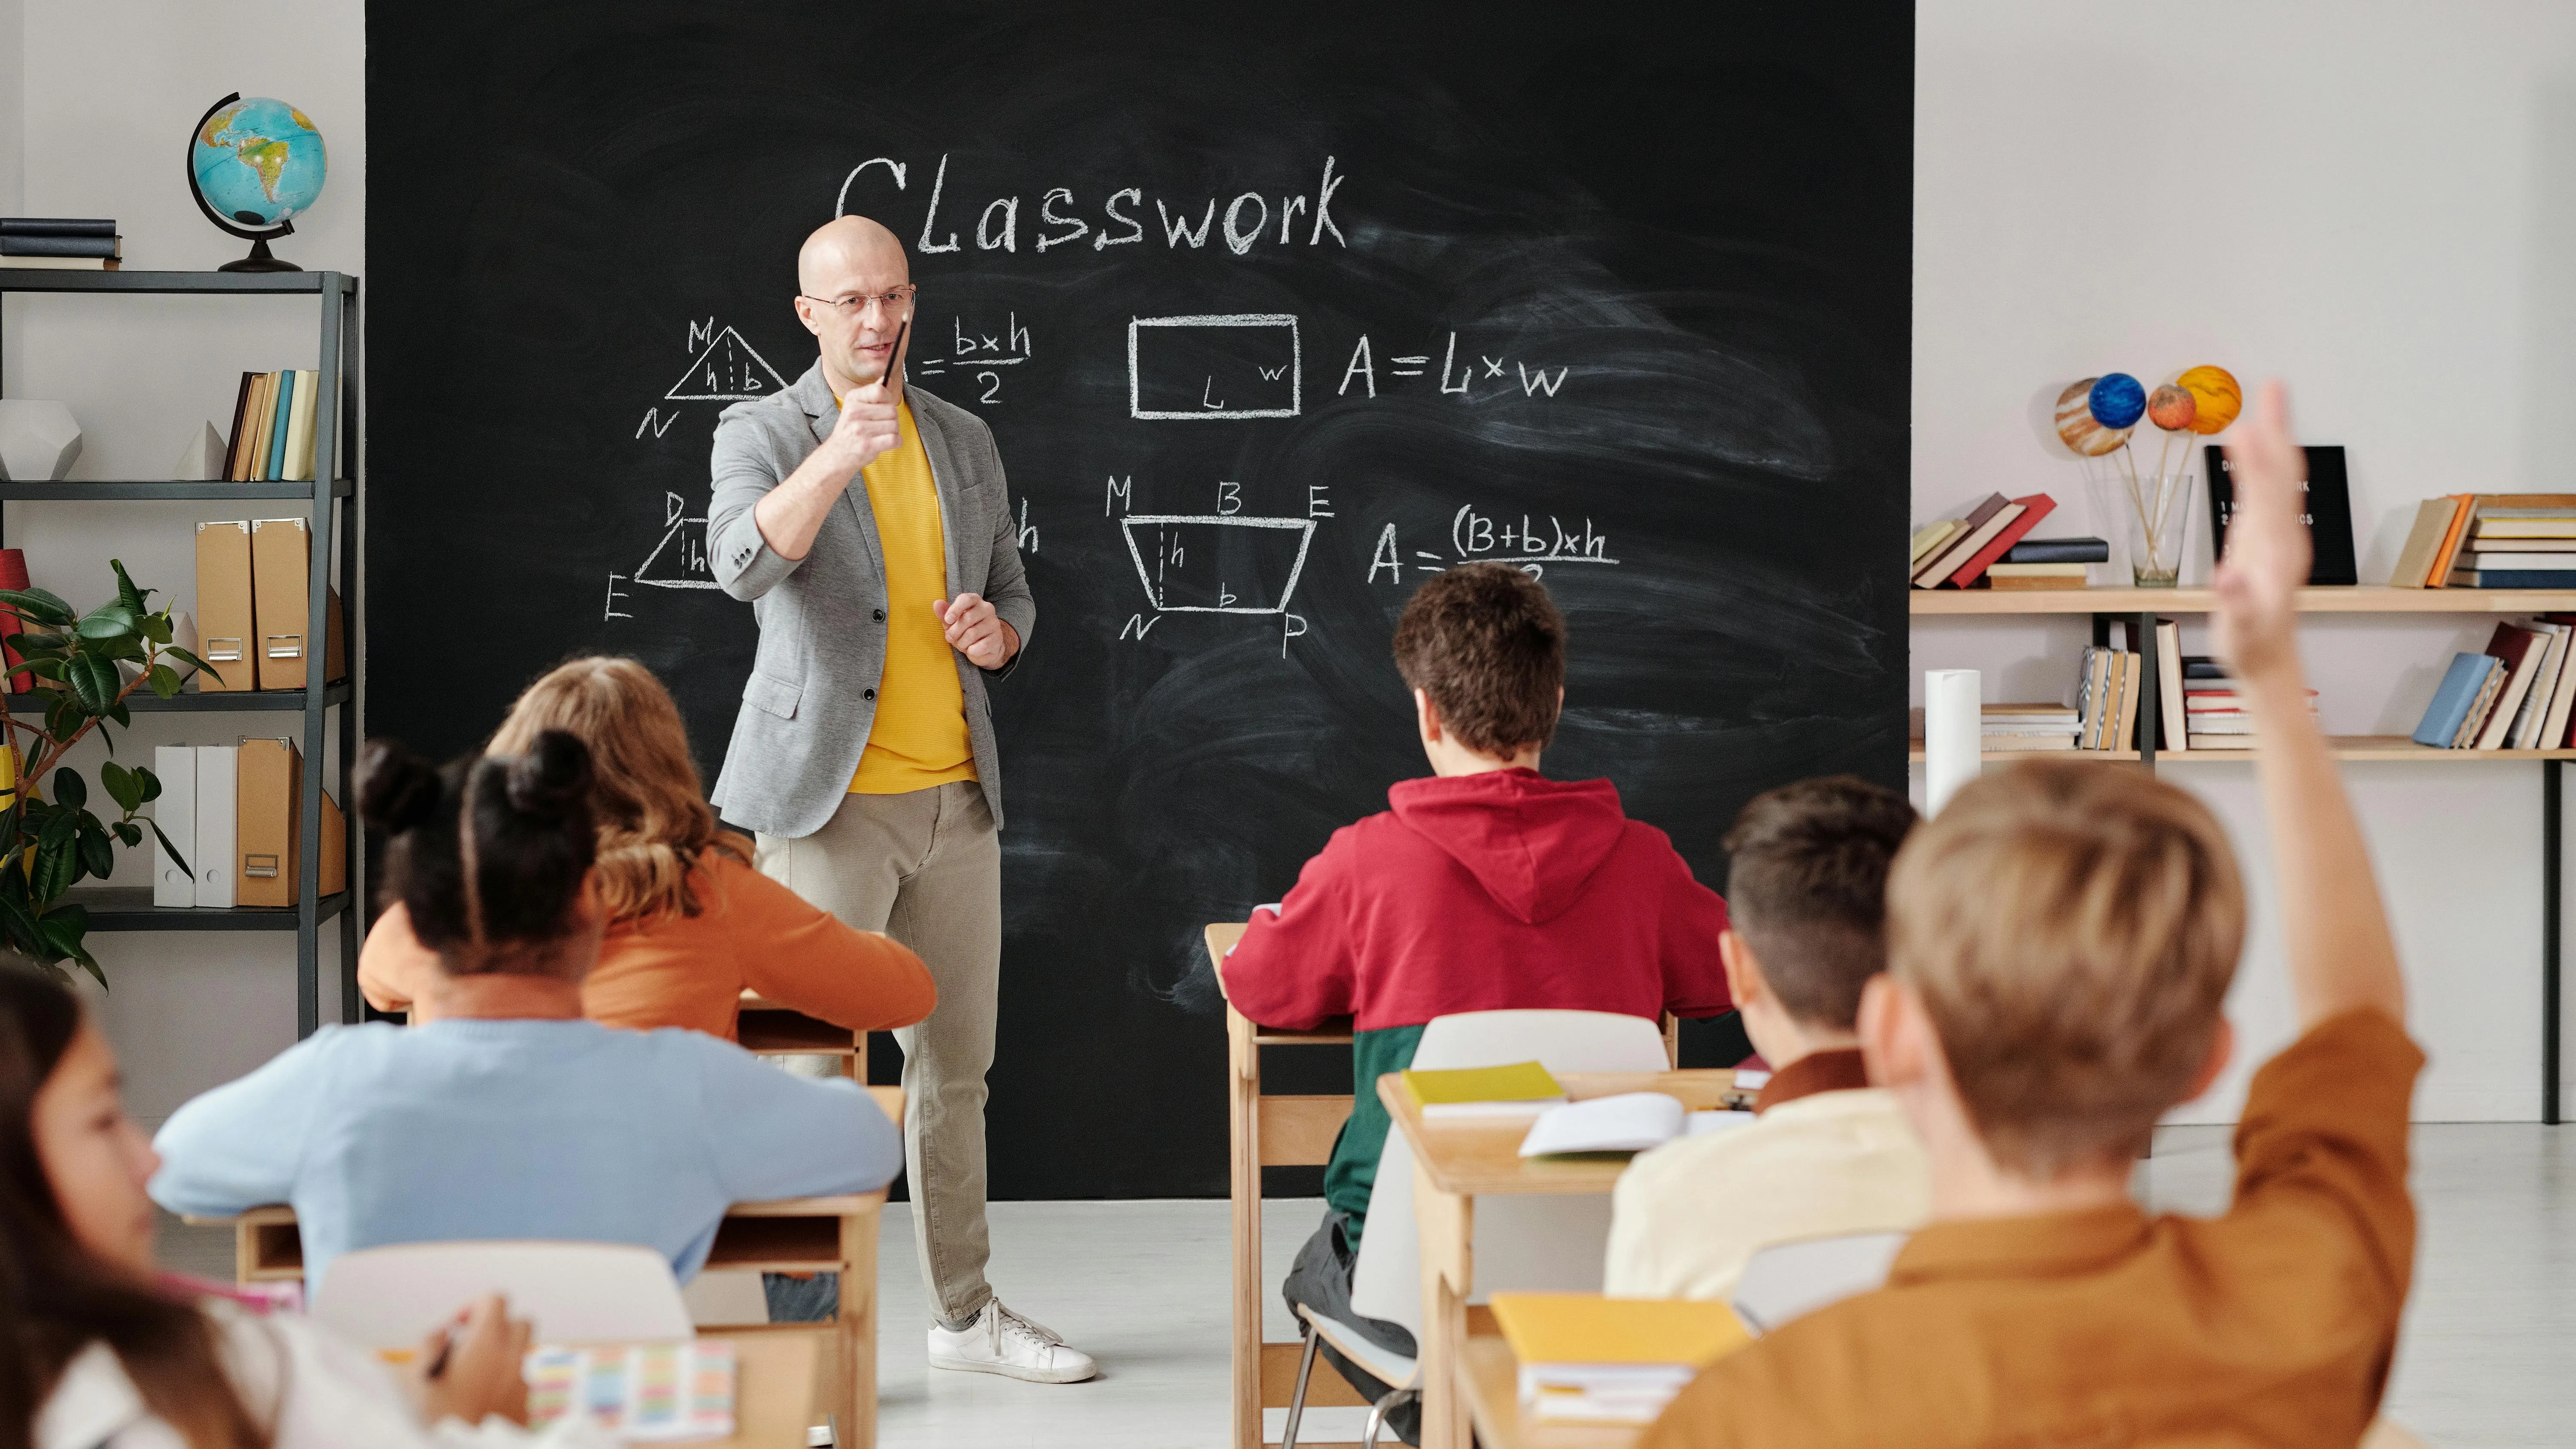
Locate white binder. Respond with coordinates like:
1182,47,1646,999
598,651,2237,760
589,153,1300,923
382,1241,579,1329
193,744,237,909
151,744,195,907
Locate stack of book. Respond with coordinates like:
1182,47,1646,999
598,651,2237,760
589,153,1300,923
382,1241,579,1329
2073,644,2143,750
1981,703,2081,750
0,218,120,270
1489,1293,1750,1425
2411,618,2576,750
2178,658,2320,750
221,370,323,482
1984,536,2107,591
1910,492,2059,589
2389,495,2576,587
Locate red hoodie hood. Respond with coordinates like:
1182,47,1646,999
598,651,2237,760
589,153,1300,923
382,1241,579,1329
1386,769,1630,926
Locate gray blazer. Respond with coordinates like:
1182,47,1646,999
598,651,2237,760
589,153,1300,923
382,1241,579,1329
705,364,1035,838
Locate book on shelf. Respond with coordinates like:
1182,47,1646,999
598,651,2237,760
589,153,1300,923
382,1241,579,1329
2473,623,2549,750
1910,519,1961,567
2458,553,2576,571
0,255,118,270
2413,495,2576,587
2538,614,2576,749
1947,493,2057,589
1912,494,2010,586
2389,497,2464,587
2451,570,2576,589
2506,622,2570,749
0,234,118,259
2414,653,2501,747
2155,619,2186,754
2001,536,2108,564
1984,562,2087,590
2207,444,2358,586
2180,655,2227,681
2465,538,2576,552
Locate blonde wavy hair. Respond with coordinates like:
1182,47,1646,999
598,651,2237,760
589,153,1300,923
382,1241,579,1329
486,657,748,923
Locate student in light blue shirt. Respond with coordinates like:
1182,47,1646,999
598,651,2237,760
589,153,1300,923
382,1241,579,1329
149,729,903,1292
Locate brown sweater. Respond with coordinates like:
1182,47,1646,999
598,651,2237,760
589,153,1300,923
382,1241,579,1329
358,851,936,1041
1640,1008,2423,1449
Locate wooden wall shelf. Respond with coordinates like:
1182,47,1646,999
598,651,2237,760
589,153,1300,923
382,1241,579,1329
1911,585,2576,616
1908,736,2576,765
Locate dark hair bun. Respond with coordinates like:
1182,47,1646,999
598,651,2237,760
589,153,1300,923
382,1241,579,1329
358,739,444,832
504,729,593,821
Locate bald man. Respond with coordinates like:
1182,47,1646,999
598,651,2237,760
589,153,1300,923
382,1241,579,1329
708,218,1087,1382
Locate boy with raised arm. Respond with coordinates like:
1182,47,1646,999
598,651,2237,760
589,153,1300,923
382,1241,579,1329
1640,382,2420,1447
1603,775,1929,1302
1221,562,1733,1436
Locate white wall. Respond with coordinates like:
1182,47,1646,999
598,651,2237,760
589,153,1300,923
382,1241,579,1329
7,1,362,1123
1915,0,2576,1120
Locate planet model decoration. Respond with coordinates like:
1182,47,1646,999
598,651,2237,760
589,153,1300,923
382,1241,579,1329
2054,379,2132,457
186,92,328,272
2087,373,2148,431
2146,384,2197,432
2177,365,2242,435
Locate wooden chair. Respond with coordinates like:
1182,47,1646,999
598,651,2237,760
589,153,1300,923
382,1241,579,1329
1211,920,1685,1449
188,1084,904,1449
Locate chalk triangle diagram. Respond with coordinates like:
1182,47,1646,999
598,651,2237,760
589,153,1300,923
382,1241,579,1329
634,491,719,589
666,326,791,401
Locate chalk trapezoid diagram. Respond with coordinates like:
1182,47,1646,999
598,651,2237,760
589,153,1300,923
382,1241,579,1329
667,326,791,401
1118,513,1315,615
634,491,719,589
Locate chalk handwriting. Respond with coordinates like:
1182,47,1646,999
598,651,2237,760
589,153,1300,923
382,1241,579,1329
1118,513,1317,621
634,407,679,440
1370,510,1619,583
834,153,1349,261
1337,331,1567,403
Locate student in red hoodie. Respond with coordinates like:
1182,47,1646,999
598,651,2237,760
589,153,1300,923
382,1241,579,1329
1220,562,1734,1439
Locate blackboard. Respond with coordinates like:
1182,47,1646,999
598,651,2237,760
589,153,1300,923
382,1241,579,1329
367,1,1914,1199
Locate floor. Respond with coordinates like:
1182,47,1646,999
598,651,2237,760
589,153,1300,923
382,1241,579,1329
157,1123,2576,1449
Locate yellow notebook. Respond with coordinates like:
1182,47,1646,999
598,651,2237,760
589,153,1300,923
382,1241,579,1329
1491,1292,1750,1368
1401,1061,1564,1117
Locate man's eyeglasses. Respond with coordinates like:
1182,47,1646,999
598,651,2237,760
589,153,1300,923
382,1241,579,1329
801,285,918,318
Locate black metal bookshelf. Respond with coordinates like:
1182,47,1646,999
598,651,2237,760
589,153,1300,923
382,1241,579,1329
0,267,358,1036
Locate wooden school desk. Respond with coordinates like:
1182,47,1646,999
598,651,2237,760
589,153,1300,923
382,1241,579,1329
188,1085,903,1449
668,1333,820,1449
1379,1069,1752,1449
1210,920,1689,1449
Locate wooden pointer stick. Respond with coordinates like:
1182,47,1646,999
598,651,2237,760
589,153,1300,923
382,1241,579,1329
879,316,908,390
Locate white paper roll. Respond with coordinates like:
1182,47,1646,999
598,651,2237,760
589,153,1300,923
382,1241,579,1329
1924,668,1982,815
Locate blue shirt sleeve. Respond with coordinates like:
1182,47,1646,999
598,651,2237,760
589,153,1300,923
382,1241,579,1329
673,1033,905,1202
148,1028,337,1215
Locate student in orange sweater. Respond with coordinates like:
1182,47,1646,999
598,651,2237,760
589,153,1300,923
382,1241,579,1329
1640,382,2419,1448
360,656,934,1042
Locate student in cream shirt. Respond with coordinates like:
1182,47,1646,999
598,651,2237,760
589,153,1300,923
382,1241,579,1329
1604,778,1932,1301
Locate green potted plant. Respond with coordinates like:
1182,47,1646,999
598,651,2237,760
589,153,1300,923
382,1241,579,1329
0,559,218,984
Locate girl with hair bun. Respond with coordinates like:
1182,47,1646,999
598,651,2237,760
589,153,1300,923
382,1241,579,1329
358,657,934,1042
144,735,902,1294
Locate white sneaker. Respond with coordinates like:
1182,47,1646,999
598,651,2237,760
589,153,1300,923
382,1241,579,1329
927,1299,1099,1384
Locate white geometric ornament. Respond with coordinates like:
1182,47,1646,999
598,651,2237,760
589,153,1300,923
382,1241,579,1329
0,400,82,480
173,419,226,481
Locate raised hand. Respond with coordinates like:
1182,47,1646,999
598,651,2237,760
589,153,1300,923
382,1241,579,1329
2211,380,2311,686
937,592,1018,669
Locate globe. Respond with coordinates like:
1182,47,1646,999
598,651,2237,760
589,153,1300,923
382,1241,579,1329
191,97,326,229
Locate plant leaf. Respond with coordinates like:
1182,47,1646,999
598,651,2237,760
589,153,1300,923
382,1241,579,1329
135,767,161,805
146,817,189,878
140,613,173,646
49,769,83,812
73,608,138,641
145,664,179,699
32,835,77,903
38,913,93,973
76,822,111,881
110,559,147,614
66,655,114,713
98,760,137,813
8,632,67,658
111,820,139,848
0,589,74,627
161,645,221,687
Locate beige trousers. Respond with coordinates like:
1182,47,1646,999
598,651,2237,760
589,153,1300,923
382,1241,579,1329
755,781,998,1325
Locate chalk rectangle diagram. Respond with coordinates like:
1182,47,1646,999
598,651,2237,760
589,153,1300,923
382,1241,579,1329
1128,314,1300,420
1120,515,1315,614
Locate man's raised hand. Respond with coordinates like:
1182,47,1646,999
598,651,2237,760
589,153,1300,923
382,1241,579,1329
828,381,902,476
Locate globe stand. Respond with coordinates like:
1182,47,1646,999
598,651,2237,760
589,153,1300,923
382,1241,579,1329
220,237,301,274
189,92,310,274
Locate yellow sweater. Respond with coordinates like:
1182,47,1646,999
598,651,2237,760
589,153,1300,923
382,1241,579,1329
849,397,975,793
